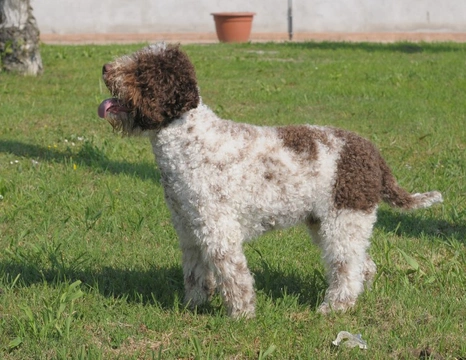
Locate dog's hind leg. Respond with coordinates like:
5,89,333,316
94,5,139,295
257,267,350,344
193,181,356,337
317,209,377,314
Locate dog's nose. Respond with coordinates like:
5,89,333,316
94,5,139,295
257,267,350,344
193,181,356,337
102,63,112,75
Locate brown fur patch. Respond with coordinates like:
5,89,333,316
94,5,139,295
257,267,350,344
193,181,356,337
310,128,334,149
258,154,285,185
210,184,227,202
332,129,383,212
277,125,319,161
332,128,419,211
276,125,337,161
379,159,416,208
336,261,349,276
264,172,274,181
102,44,199,132
213,120,259,143
259,154,281,167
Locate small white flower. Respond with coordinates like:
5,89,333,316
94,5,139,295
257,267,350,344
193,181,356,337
32,160,39,166
64,139,69,143
0,195,3,200
77,136,84,141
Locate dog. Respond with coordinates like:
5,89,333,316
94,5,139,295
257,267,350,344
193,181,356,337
98,43,443,318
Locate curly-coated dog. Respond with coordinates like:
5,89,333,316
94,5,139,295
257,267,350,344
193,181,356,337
98,43,443,318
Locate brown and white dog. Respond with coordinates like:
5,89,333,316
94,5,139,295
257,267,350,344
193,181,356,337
98,43,443,318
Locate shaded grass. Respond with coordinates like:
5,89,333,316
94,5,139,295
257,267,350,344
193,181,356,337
0,41,465,359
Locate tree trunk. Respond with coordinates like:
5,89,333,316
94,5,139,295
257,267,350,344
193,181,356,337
0,0,43,75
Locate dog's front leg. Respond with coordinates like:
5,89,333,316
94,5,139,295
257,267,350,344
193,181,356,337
205,243,256,319
180,242,217,309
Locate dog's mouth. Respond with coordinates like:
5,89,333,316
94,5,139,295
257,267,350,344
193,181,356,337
98,98,131,118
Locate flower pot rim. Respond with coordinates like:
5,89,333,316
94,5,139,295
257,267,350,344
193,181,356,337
211,12,256,17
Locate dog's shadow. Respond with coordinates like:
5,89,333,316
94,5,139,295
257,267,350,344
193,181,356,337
376,208,465,242
0,139,160,183
3,210,457,315
0,261,184,310
0,258,325,313
253,267,326,309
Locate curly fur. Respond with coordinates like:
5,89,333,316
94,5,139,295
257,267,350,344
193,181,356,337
98,43,443,318
100,43,199,133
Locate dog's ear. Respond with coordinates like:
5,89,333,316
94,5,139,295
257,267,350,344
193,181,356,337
135,44,200,128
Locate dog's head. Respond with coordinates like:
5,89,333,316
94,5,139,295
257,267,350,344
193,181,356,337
98,43,200,134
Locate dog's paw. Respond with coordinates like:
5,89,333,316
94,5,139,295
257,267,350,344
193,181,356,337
317,300,355,315
317,302,332,315
229,308,256,320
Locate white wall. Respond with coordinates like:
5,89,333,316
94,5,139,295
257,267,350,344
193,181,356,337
31,0,466,35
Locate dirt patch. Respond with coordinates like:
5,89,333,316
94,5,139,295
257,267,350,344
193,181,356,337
40,32,466,45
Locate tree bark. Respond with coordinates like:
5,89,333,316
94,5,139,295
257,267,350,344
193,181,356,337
0,0,43,75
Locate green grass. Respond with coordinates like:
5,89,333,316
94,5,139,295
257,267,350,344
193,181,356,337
0,41,465,359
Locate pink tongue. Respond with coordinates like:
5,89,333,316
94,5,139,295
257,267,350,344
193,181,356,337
98,98,117,118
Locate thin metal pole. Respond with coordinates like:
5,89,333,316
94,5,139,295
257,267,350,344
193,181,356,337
288,0,293,41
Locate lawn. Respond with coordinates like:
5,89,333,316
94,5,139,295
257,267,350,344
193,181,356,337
0,41,465,359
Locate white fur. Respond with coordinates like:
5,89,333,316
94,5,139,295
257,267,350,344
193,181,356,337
142,102,378,317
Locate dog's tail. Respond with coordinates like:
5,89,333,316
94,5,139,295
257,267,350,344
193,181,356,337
379,157,443,210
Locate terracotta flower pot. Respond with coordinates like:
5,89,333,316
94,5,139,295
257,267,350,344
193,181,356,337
211,12,255,43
